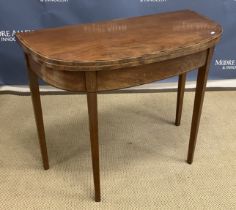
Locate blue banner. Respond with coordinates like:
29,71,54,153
0,0,236,85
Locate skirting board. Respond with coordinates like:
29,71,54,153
0,79,236,94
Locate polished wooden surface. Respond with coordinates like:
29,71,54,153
25,54,49,170
16,10,222,71
187,47,215,164
175,73,186,126
16,10,222,202
87,92,100,202
96,51,206,91
85,71,101,201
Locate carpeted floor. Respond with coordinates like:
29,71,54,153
0,91,235,209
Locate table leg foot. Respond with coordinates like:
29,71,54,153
187,47,214,164
175,73,186,126
87,92,101,202
26,60,49,170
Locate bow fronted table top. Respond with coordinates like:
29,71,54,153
16,10,222,71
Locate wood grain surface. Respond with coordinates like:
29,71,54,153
16,10,222,71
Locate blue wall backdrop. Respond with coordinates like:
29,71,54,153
0,0,236,85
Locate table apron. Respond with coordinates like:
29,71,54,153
27,50,207,92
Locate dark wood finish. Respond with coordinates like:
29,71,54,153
97,51,205,91
16,10,222,71
187,47,215,164
27,56,86,92
85,71,97,92
87,92,100,202
85,71,101,202
25,54,49,170
16,10,222,202
175,73,187,126
24,50,206,92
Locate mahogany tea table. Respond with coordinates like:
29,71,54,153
16,10,222,202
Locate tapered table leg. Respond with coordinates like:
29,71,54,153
26,57,49,170
187,47,214,164
87,92,101,202
175,73,186,126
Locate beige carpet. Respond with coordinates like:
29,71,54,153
0,91,235,209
